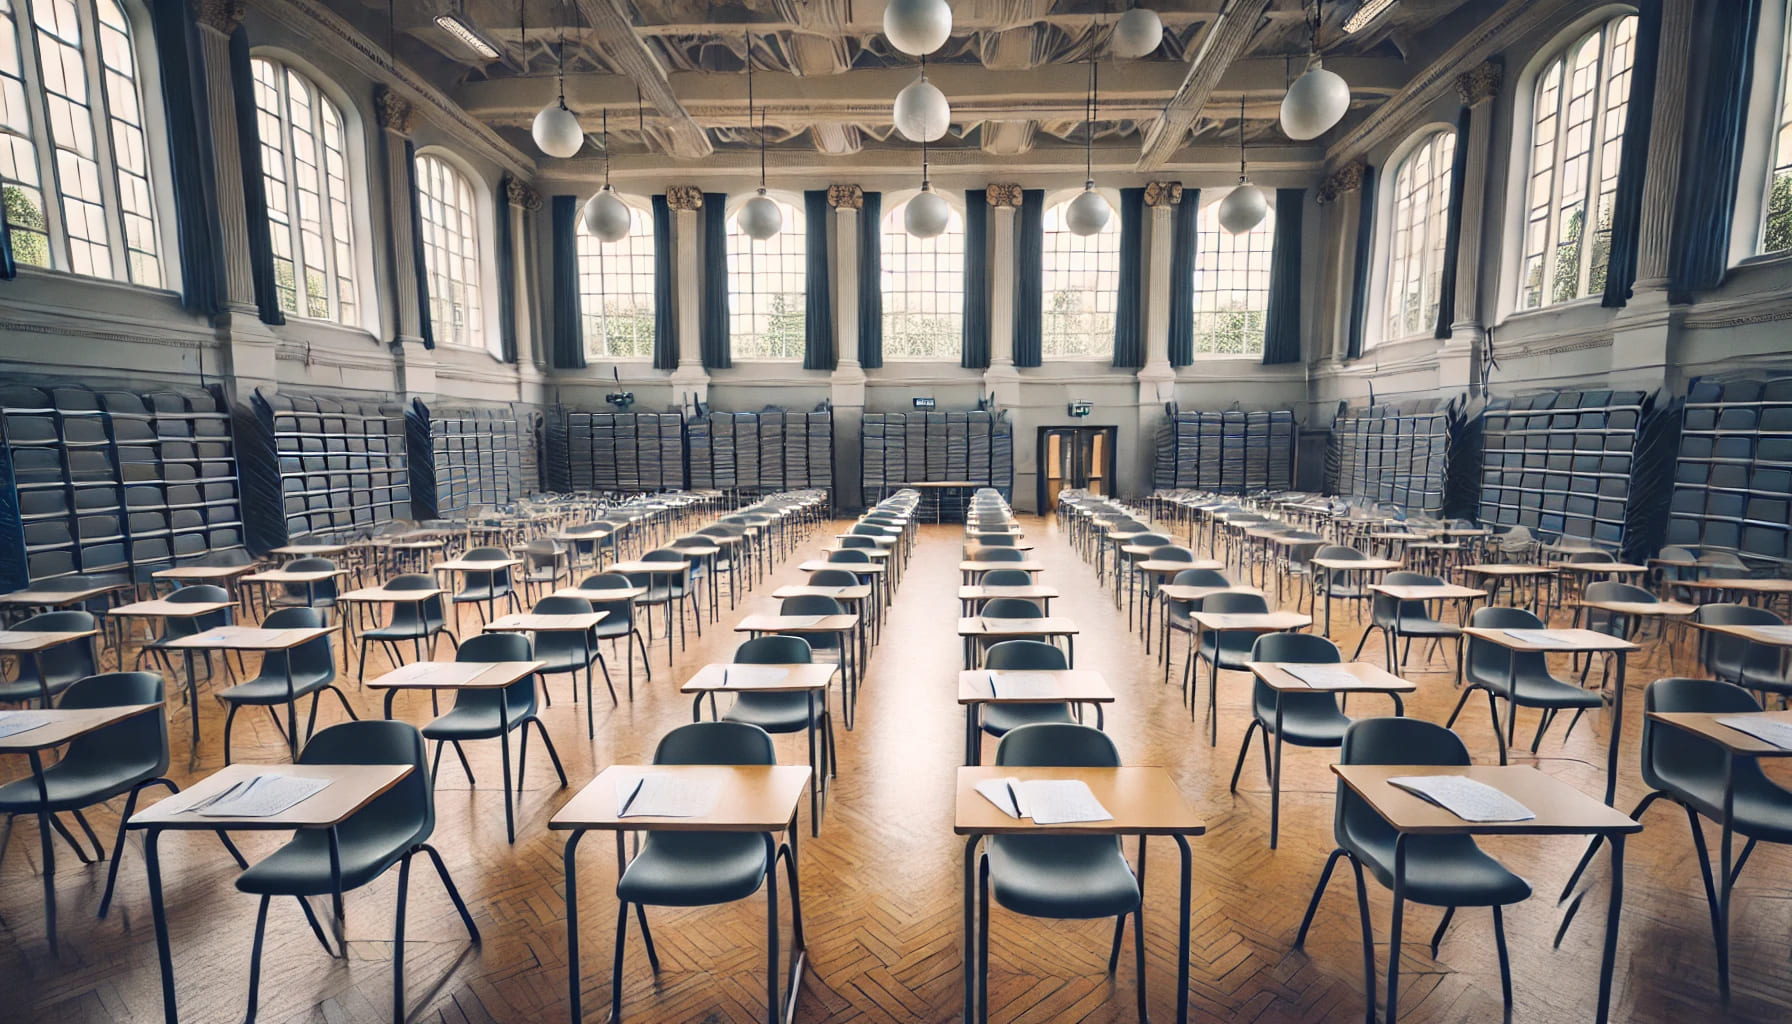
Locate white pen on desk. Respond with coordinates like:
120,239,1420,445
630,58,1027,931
186,778,245,813
721,667,730,688
618,777,646,817
986,671,998,697
1004,781,1023,819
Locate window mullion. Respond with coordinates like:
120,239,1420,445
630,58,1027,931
13,0,68,269
73,0,124,275
1542,64,1573,306
1579,29,1612,298
310,95,338,320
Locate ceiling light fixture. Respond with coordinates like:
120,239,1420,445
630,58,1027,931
583,110,631,242
1218,92,1267,234
1065,49,1111,236
884,0,953,57
434,3,500,61
893,52,951,143
1280,0,1351,140
1342,0,1398,34
1112,5,1164,59
738,33,783,241
905,130,949,239
532,2,584,158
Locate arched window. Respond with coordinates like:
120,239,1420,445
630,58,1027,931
880,196,964,360
1385,130,1456,340
0,0,163,285
1192,194,1275,355
1517,14,1636,310
726,196,805,360
414,153,483,347
1763,17,1792,252
1041,194,1119,358
577,200,654,359
251,57,358,323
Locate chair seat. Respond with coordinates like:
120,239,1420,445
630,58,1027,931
422,701,529,740
535,642,598,675
1199,635,1257,670
219,670,335,705
0,760,156,812
361,624,435,641
1344,831,1531,907
1253,692,1350,746
590,619,634,639
987,835,1139,919
722,691,819,733
1480,672,1604,709
616,831,768,907
235,825,420,896
453,585,511,602
981,702,1074,737
1660,772,1792,844
0,675,77,704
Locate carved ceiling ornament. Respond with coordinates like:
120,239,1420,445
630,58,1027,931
1144,181,1183,207
665,186,704,211
826,184,864,210
1315,161,1366,205
1456,61,1503,107
986,184,1024,208
190,0,246,34
374,86,415,135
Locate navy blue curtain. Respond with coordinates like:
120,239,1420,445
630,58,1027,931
1602,0,1664,308
148,0,221,316
1013,189,1044,368
1435,107,1472,337
404,141,435,348
700,193,731,369
1112,187,1146,368
1262,189,1305,365
0,191,13,279
550,195,585,368
495,178,518,363
803,190,835,371
1670,0,1762,295
1167,189,1199,367
227,28,283,325
652,194,677,370
961,191,989,369
859,192,884,369
1345,167,1377,361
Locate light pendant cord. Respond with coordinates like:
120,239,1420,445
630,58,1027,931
748,32,767,189
602,109,610,186
1085,50,1097,185
1238,91,1247,183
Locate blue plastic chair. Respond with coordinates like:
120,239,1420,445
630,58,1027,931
0,610,99,706
218,608,356,764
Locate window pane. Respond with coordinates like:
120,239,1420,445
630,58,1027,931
1192,195,1274,355
0,0,49,267
252,57,360,323
578,201,655,358
415,153,484,347
95,0,154,285
726,198,806,360
33,0,110,278
1041,196,1118,358
881,198,964,360
1385,130,1455,341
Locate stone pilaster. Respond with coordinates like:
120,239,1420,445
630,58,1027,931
1318,163,1367,363
376,86,426,348
826,185,866,508
665,186,709,401
1447,61,1502,393
191,0,254,315
984,185,1023,404
505,179,541,366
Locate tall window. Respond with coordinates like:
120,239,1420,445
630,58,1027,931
1041,195,1118,358
881,197,964,359
1191,195,1274,355
577,201,654,359
726,197,805,359
251,58,358,323
1763,20,1792,252
1385,130,1456,340
1518,15,1636,310
414,153,483,348
0,0,162,284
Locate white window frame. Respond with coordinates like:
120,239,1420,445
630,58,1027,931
1734,0,1792,261
725,191,806,361
577,195,655,360
1189,188,1276,357
879,189,965,361
1040,188,1120,360
413,149,492,352
1369,127,1457,346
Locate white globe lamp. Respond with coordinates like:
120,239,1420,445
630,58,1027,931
1217,182,1268,235
905,186,950,239
739,189,782,241
1279,58,1351,140
893,75,951,143
1065,185,1112,236
884,0,952,57
532,102,584,159
1112,8,1164,59
582,186,631,243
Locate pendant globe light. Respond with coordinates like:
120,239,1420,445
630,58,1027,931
1111,6,1164,59
1279,1,1350,141
905,133,950,239
737,34,782,241
582,111,630,242
1065,52,1110,237
893,53,951,143
884,0,952,57
532,4,583,158
1218,93,1267,234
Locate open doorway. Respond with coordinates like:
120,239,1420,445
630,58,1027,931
1036,426,1117,513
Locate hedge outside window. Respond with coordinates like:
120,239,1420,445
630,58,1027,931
880,196,964,360
251,58,357,323
577,200,654,359
726,196,805,360
414,152,483,347
1385,130,1456,340
1191,194,1274,355
1040,195,1118,358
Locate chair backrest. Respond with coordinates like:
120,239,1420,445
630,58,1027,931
1170,568,1230,588
299,720,433,848
1641,677,1767,795
736,634,812,664
464,546,511,561
808,569,861,588
1250,631,1341,663
458,630,531,662
971,533,1017,547
59,671,169,778
654,721,777,765
1569,549,1616,563
533,595,593,614
286,556,335,572
1372,570,1441,623
995,723,1119,767
978,569,1034,587
167,584,229,603
830,549,872,564
1314,545,1364,561
1465,606,1549,683
972,548,1026,563
850,523,889,535
282,557,340,600
980,597,1043,618
1129,534,1172,549
840,536,879,549
984,640,1068,670
255,607,334,682
1584,581,1654,604
1335,718,1470,851
1149,546,1196,563
1202,591,1269,615
1699,551,1747,568
779,594,845,617
642,548,685,562
1691,603,1783,680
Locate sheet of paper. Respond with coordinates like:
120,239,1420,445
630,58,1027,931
194,775,331,818
615,773,716,817
974,778,1025,818
1282,664,1378,689
986,671,1063,699
1386,775,1535,822
778,615,825,628
722,665,791,687
1717,716,1792,750
1016,780,1114,825
382,661,492,687
0,711,53,739
979,617,1037,632
1501,628,1600,648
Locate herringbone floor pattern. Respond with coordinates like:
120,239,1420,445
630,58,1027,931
4,514,1791,1023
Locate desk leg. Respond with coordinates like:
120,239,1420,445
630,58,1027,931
182,650,200,761
965,706,979,766
1387,836,1409,1022
1323,573,1333,638
1717,761,1735,1003
27,751,56,956
1270,701,1284,850
1175,834,1193,1024
963,834,980,1024
1603,652,1626,807
564,830,585,1023
285,658,300,761
145,827,178,1023
1597,834,1625,1023
807,692,820,837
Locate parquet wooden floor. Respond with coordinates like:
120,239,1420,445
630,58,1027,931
4,514,1791,1023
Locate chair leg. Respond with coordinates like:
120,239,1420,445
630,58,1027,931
326,686,359,722
634,903,661,972
1350,625,1374,661
393,850,414,1023
245,894,272,1023
530,717,569,788
1107,914,1126,973
1491,905,1513,1010
223,703,239,765
977,853,991,1024
1349,856,1376,1024
1228,720,1261,793
98,783,152,918
595,652,618,705
303,692,322,744
1428,907,1455,958
1485,691,1509,763
499,729,515,844
419,843,480,942
611,900,630,1022
1293,847,1345,950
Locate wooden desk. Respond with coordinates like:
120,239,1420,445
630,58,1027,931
269,542,350,559
160,626,333,760
956,616,1080,669
1311,557,1404,636
1673,575,1792,608
1331,764,1640,1023
241,567,348,619
1186,611,1313,742
1459,627,1639,804
955,668,1114,765
1456,563,1559,613
595,559,693,664
128,762,412,1024
0,628,101,705
0,580,131,608
957,584,1060,615
486,612,608,734
958,560,1045,585
683,662,838,834
552,764,812,1024
153,563,261,589
366,659,543,717
955,765,1206,1024
1243,662,1414,847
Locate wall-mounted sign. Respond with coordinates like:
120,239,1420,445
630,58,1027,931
913,397,937,409
1068,400,1093,417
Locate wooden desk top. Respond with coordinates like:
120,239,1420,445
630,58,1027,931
1648,556,1704,569
1676,577,1792,595
837,532,899,543
1458,626,1640,653
1556,562,1650,575
772,585,873,601
1578,599,1698,618
734,613,860,633
550,764,812,832
1312,557,1405,571
484,611,609,632
957,585,1061,601
826,545,892,559
161,625,333,651
955,669,1114,704
1158,584,1262,603
242,568,348,584
1246,661,1416,694
128,763,411,830
1139,559,1227,574
670,543,721,557
1331,764,1641,837
337,585,445,603
965,543,1036,557
681,663,837,693
551,585,649,602
365,660,543,691
0,581,131,605
958,560,1044,574
1647,710,1792,758
605,559,691,574
0,703,161,752
1368,583,1486,601
108,598,234,618
954,766,1205,837
1458,563,1559,577
799,560,888,574
1369,530,1440,541
433,557,522,572
957,616,1080,636
1121,543,1170,556
1685,621,1792,647
368,537,447,550
903,480,981,488
1189,611,1312,632
271,543,349,556
0,629,100,652
154,564,261,582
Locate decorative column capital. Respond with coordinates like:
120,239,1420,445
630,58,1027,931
986,184,1024,208
1455,61,1504,107
666,186,704,212
1144,181,1183,208
506,178,542,211
374,86,415,136
826,184,864,210
1315,161,1366,205
190,0,245,34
